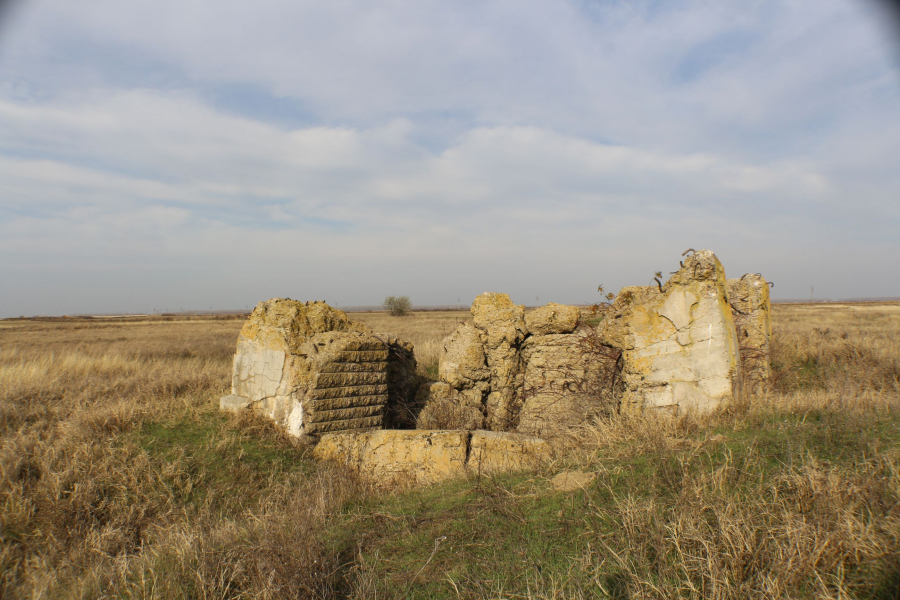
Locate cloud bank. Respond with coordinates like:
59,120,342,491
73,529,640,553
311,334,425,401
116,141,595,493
0,0,898,316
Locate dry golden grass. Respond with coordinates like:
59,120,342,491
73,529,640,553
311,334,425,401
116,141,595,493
354,310,470,378
0,318,361,598
0,304,898,599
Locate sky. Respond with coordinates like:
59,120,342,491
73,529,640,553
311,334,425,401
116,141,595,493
1,0,899,317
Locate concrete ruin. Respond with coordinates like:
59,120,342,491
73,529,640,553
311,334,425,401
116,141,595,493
220,298,416,438
221,249,771,483
595,249,743,413
417,297,619,437
727,273,773,390
418,249,766,427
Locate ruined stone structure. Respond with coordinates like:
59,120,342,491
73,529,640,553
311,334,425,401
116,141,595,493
225,249,770,485
220,299,416,438
596,250,743,413
727,274,773,389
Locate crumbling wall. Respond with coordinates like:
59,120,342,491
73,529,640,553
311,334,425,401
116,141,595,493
221,298,416,438
727,274,772,390
419,298,620,435
597,250,742,412
228,249,767,449
418,249,764,433
473,293,529,429
518,331,621,436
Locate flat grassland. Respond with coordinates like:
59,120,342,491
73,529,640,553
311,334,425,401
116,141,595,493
1,304,898,599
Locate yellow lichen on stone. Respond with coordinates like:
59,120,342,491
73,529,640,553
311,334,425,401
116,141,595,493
238,298,365,354
313,430,469,484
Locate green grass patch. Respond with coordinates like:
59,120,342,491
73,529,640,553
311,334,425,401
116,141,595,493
129,411,314,513
329,407,900,599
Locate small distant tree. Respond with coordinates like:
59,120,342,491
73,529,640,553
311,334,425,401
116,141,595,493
383,296,412,316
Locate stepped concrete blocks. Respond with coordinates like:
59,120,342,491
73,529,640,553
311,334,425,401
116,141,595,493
224,298,409,438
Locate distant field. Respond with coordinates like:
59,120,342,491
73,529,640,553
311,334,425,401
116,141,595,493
1,304,898,598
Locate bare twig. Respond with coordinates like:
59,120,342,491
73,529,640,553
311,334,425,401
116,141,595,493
400,536,447,597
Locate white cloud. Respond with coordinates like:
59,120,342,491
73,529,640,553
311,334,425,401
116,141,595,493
0,0,898,315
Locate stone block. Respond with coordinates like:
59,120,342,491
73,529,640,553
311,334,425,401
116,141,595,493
525,302,581,335
219,394,251,413
314,430,469,484
314,429,550,485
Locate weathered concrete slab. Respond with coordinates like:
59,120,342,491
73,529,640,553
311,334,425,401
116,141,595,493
314,429,549,485
314,430,469,484
598,250,742,413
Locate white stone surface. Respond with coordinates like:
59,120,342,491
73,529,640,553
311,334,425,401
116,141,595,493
220,394,251,413
232,340,286,401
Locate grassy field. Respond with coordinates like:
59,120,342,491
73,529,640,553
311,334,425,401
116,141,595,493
1,304,898,599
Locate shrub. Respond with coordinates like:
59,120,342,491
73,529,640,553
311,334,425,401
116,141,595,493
382,296,412,317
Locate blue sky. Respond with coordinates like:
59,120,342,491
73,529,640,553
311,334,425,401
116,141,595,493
1,0,899,316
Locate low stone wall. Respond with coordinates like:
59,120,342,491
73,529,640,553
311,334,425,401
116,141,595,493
313,429,548,485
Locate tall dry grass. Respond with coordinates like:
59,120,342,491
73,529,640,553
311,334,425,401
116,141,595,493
547,303,900,599
0,304,898,599
0,319,365,599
